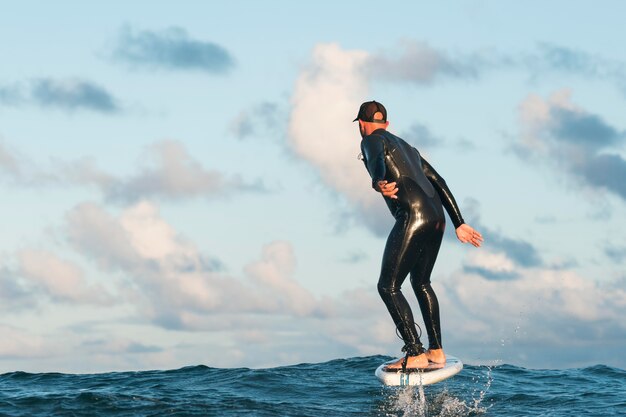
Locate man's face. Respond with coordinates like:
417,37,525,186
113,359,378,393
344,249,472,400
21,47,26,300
358,120,365,138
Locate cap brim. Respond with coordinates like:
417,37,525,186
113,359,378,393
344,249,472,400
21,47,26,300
352,117,359,122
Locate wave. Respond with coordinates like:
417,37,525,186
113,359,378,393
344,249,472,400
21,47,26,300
1,356,624,416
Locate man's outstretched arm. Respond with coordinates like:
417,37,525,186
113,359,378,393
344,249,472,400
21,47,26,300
421,157,464,228
422,157,483,247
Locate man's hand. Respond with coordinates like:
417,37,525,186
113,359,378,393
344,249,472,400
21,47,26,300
377,180,399,199
455,224,483,247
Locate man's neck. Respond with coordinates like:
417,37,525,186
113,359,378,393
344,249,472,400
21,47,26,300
364,125,387,136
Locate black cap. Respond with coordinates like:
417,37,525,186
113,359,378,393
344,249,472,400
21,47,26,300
353,100,387,123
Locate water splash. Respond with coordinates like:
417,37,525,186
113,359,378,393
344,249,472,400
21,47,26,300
382,385,428,417
467,364,493,412
380,365,492,416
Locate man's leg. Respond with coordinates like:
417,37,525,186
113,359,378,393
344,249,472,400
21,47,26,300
413,284,445,363
410,225,446,363
378,214,428,369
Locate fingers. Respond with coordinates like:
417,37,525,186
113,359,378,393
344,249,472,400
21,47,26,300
469,231,483,247
378,181,399,199
457,227,484,247
384,186,399,198
381,181,396,190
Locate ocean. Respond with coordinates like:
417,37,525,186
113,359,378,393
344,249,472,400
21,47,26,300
0,356,624,416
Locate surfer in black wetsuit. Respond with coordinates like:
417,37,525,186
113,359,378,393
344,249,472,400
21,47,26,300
355,101,483,370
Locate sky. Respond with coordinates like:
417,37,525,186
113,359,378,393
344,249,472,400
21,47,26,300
1,1,625,373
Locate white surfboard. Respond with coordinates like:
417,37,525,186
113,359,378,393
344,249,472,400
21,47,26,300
375,355,463,386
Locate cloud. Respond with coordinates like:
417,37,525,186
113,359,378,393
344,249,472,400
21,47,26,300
288,43,392,235
483,229,542,268
0,83,23,105
0,140,66,187
6,196,624,369
0,78,120,113
535,214,557,224
515,90,626,200
0,139,264,202
244,241,320,317
529,43,626,91
287,42,626,234
605,245,626,264
65,201,329,330
0,324,50,360
400,122,445,149
0,326,175,372
363,41,626,93
519,90,620,150
580,153,626,199
461,231,543,281
81,338,164,355
0,141,22,178
0,266,33,311
229,101,281,140
463,251,519,281
295,40,626,95
112,26,234,74
550,107,621,148
535,43,599,75
364,40,501,84
31,78,119,113
93,140,253,202
286,43,488,236
400,122,478,153
438,266,626,368
66,200,242,329
447,199,544,281
338,250,369,264
225,254,626,368
16,250,112,305
64,202,139,272
0,249,111,309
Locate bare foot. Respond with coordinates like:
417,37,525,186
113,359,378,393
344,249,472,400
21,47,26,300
425,349,446,364
385,353,429,370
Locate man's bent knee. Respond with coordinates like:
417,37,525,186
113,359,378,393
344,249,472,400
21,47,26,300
378,282,399,298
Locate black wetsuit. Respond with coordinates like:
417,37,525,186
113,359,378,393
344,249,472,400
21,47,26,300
360,129,464,356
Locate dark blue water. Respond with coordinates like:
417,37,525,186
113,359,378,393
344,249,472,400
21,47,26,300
1,356,624,416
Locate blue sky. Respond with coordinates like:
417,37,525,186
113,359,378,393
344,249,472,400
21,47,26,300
1,1,625,372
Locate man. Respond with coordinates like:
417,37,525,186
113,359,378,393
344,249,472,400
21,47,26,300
355,100,483,370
